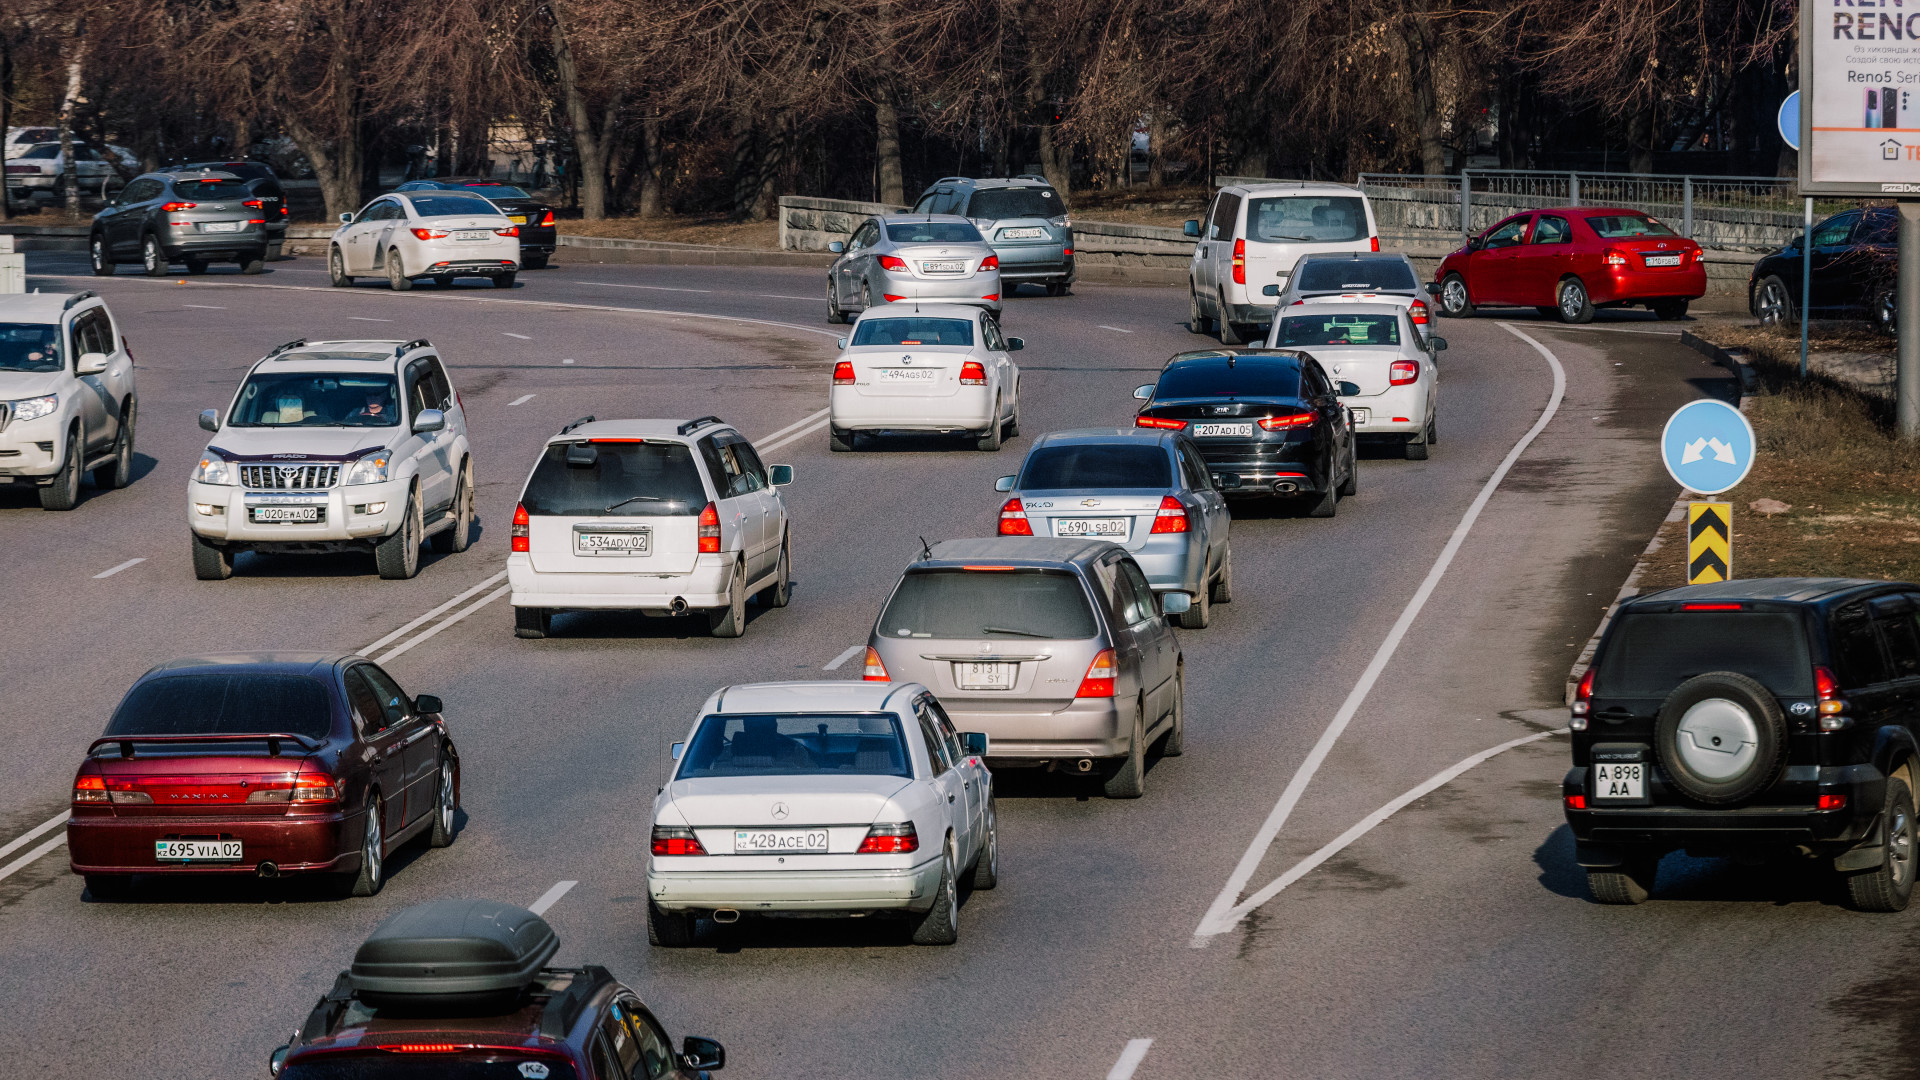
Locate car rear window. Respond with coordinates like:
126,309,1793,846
283,1058,579,1080
1295,259,1415,292
1276,313,1401,347
0,322,61,373
183,162,276,181
175,178,252,200
676,713,912,779
1018,444,1172,490
1154,359,1301,399
521,441,706,516
963,187,1061,220
229,373,400,427
107,674,334,740
1246,196,1368,243
408,193,494,217
464,183,531,198
1584,213,1676,239
1595,611,1813,698
880,568,1099,640
885,222,983,243
20,144,58,159
851,318,974,347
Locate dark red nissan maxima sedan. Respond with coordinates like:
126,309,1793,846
67,652,459,899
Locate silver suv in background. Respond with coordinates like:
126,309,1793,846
0,291,137,510
911,176,1074,296
90,170,270,276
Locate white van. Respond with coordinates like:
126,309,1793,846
1184,182,1380,345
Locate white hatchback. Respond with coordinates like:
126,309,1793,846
1268,301,1443,459
828,304,1022,452
328,189,520,290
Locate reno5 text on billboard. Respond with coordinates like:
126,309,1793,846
1802,0,1920,193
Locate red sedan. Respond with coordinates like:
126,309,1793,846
1430,207,1705,323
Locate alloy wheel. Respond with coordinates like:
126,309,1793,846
438,763,455,835
1893,801,1914,890
1757,282,1787,326
1443,277,1468,314
362,805,383,885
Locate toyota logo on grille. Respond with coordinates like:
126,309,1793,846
771,802,790,820
279,466,302,486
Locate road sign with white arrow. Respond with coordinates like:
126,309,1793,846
1660,398,1755,495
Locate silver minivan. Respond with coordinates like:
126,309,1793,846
864,537,1187,798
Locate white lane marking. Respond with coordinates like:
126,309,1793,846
1205,729,1566,935
0,813,68,862
92,557,146,579
0,835,65,884
529,880,578,915
1536,323,1681,337
1097,325,1133,333
503,332,532,340
373,585,510,664
756,407,831,447
757,416,830,455
1191,321,1567,942
360,570,509,655
562,358,575,365
348,316,393,322
507,394,536,407
182,304,226,310
1106,1039,1153,1080
823,645,864,671
574,281,714,294
758,293,818,301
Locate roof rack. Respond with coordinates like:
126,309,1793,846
265,338,308,358
676,415,724,436
61,291,97,311
394,338,432,358
558,415,596,435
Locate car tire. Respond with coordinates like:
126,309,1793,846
1104,705,1147,798
94,401,134,490
1217,293,1245,345
648,899,696,947
429,460,474,554
385,249,412,291
708,560,747,638
89,235,113,276
1439,273,1473,318
1652,299,1689,321
328,246,352,287
1874,288,1898,337
1404,431,1429,460
190,531,234,580
969,797,999,889
493,272,516,289
1846,776,1918,912
908,840,960,945
348,796,385,897
1160,669,1186,757
38,427,81,511
429,757,458,848
1586,854,1659,905
1188,286,1212,334
1338,439,1358,494
976,397,1003,452
1210,545,1232,605
756,530,792,608
373,488,422,579
1426,414,1438,446
523,253,549,270
1306,482,1337,518
828,425,854,452
514,606,552,639
826,277,848,324
85,874,133,900
239,251,265,275
1004,398,1020,439
1754,276,1794,325
1557,277,1595,324
141,234,167,277
1653,671,1789,805
1176,581,1210,629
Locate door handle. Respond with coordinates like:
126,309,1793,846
383,746,402,758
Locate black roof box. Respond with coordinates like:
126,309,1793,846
349,899,559,1010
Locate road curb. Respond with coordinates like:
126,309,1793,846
1680,329,1759,394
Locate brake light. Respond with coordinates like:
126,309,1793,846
1135,416,1186,430
980,255,999,270
1564,794,1587,810
883,294,906,302
862,647,889,681
290,771,341,804
857,822,918,854
411,227,449,240
243,199,263,210
73,775,108,803
160,201,196,212
1077,649,1117,698
960,361,987,385
1370,236,1380,252
1815,665,1850,729
511,503,530,552
381,1045,469,1054
495,225,518,237
246,219,266,225
540,210,555,227
980,294,999,301
1150,495,1189,533
1409,299,1429,326
279,205,289,217
698,502,721,553
1389,359,1420,386
1604,247,1630,267
1682,603,1743,611
1258,412,1313,430
1063,247,1072,255
998,497,1033,536
1231,238,1246,285
1688,247,1702,264
878,254,909,272
833,360,855,385
1819,793,1848,811
1570,667,1595,728
651,826,707,856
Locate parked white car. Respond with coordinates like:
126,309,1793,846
327,189,520,290
647,680,997,947
4,143,111,201
506,416,793,639
0,291,137,510
1269,301,1442,459
828,304,1022,452
1186,181,1380,345
187,339,474,579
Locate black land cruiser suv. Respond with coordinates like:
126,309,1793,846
1566,578,1920,910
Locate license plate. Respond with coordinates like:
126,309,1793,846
954,661,1016,690
199,221,240,233
155,840,242,862
453,230,490,241
1643,254,1682,267
1193,422,1253,437
249,505,322,523
921,260,965,273
1349,407,1371,425
508,215,527,224
1592,762,1645,800
877,368,938,382
733,828,829,853
575,529,651,555
1054,517,1127,538
1000,227,1047,239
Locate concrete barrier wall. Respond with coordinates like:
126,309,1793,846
777,196,909,252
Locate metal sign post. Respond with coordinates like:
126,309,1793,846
1802,197,1812,380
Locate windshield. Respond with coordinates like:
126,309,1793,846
885,222,983,244
677,713,912,779
283,1057,579,1080
1596,611,1813,698
1247,196,1368,243
0,322,61,373
1154,359,1301,399
1584,213,1677,239
1018,444,1172,490
851,318,974,347
964,187,1061,220
1295,259,1415,292
879,568,1099,640
408,194,494,218
463,183,530,198
107,674,333,740
1276,313,1401,347
229,373,399,427
521,441,706,516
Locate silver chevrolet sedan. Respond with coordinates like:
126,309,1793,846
827,215,1004,321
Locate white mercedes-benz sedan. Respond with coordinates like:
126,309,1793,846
647,680,997,947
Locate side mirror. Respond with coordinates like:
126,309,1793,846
413,694,443,715
681,1036,725,1071
198,409,220,432
1261,284,1279,296
1006,337,1024,351
1160,592,1193,615
1430,337,1448,352
994,474,1016,492
338,212,354,224
828,241,845,253
1467,236,1485,252
670,741,685,761
1212,472,1243,490
836,337,847,350
768,463,793,486
77,351,109,375
1183,219,1201,237
1132,384,1154,400
1338,380,1361,396
963,731,989,756
1423,281,1442,297
270,1046,290,1077
411,408,446,434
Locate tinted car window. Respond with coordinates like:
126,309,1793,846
885,222,984,243
914,704,951,775
965,187,1060,219
1834,614,1892,687
107,674,333,740
408,194,494,217
19,144,58,159
521,441,707,517
0,322,61,373
1276,313,1401,347
1018,444,1172,489
1208,192,1240,241
1584,213,1677,239
1155,358,1301,399
356,665,412,728
1596,612,1813,697
880,568,1099,639
1879,614,1920,678
229,372,400,428
1295,259,1415,292
172,178,251,200
1247,196,1367,243
1860,210,1898,245
852,317,974,347
1116,559,1159,624
121,178,163,202
283,1059,580,1080
677,713,912,779
182,161,276,182
463,183,531,198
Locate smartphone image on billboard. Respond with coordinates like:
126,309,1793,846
1868,89,1881,128
1885,87,1899,130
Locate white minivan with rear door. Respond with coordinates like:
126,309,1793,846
1185,182,1379,346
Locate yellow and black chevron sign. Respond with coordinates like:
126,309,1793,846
1688,501,1732,584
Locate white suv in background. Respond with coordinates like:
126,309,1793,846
0,290,137,510
187,338,474,580
1185,181,1380,345
507,416,794,639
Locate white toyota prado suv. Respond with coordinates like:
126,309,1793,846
0,290,138,510
188,338,474,580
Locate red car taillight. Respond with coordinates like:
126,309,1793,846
833,360,855,385
72,775,108,804
980,293,1000,301
1231,238,1246,285
698,502,722,553
1815,665,1849,730
412,227,449,240
289,772,342,804
1077,649,1117,698
979,255,999,270
1389,359,1420,386
511,503,530,552
1258,412,1313,430
878,255,909,272
651,826,707,856
160,201,196,212
1603,247,1630,268
1409,299,1429,326
857,822,918,854
243,199,263,209
1370,236,1380,252
998,497,1033,536
862,647,890,681
540,210,555,227
1570,667,1595,727
959,361,988,385
495,225,519,237
1135,416,1186,430
1150,495,1188,533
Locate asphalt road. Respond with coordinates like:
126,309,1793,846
0,250,1903,1079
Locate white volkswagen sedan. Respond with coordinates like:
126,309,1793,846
647,680,997,947
327,189,521,291
1270,301,1443,459
828,304,1022,452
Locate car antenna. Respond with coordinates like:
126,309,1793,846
918,536,933,561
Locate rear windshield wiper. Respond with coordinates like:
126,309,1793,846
604,495,663,513
981,626,1048,638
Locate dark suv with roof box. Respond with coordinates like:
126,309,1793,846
1566,578,1920,910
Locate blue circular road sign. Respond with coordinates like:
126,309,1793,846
1661,398,1756,495
1778,91,1800,151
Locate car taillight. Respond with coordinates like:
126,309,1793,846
1232,238,1246,285
1370,236,1380,252
980,255,999,270
862,647,890,681
1564,794,1587,810
412,227,449,240
242,199,263,209
279,205,289,217
1258,412,1313,430
495,225,518,237
857,822,918,853
1409,299,1429,326
1135,416,1186,430
698,502,721,552
1570,667,1595,728
1077,649,1117,698
511,503,530,552
651,826,707,856
160,201,196,212
1688,247,1702,264
998,497,1032,536
960,361,987,385
833,360,855,385
1603,247,1630,267
1062,246,1072,255
73,775,108,804
1815,665,1850,729
980,293,1000,301
1818,793,1848,810
1150,495,1188,533
878,255,908,272
540,210,555,226
1390,359,1420,386
883,294,906,302
246,219,266,225
290,772,341,804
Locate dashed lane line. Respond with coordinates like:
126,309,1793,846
507,394,536,406
92,558,145,579
1096,325,1133,333
823,645,864,671
347,316,393,322
529,880,578,915
182,304,226,310
372,585,511,665
574,281,714,295
1106,1039,1153,1080
503,332,532,340
360,571,509,656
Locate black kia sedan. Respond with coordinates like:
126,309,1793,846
1133,348,1356,516
395,177,557,268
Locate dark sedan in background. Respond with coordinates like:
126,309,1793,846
177,160,291,257
1749,206,1896,332
396,177,557,268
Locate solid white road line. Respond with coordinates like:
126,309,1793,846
360,570,509,655
1097,325,1133,333
1106,1039,1153,1080
181,304,226,310
529,880,578,915
348,316,393,322
1190,321,1567,943
757,294,818,301
0,813,67,862
503,332,532,340
508,394,537,406
823,645,864,671
574,281,714,294
92,558,145,579
373,585,511,665
0,835,65,884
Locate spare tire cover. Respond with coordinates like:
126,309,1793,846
1655,671,1789,805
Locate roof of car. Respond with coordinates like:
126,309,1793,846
155,169,243,182
296,966,617,1057
853,302,983,322
142,651,352,678
409,177,528,188
257,340,428,370
0,291,95,322
930,176,1056,190
1626,578,1904,608
921,536,1116,567
708,680,920,715
876,213,976,225
545,418,731,443
1295,251,1415,263
1034,427,1177,447
1165,347,1308,366
1230,181,1365,195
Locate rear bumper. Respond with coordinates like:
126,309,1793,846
67,811,356,875
939,698,1131,760
507,551,737,611
1130,541,1206,595
1563,763,1883,853
161,228,268,258
1595,266,1707,303
1345,384,1429,435
1196,444,1329,496
991,242,1073,282
873,274,1004,310
830,385,995,432
648,858,945,913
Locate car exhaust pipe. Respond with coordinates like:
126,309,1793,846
1272,481,1299,495
256,861,279,878
711,908,740,924
670,597,688,614
1076,759,1094,773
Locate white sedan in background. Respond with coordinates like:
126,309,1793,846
327,189,521,291
828,303,1022,452
1270,301,1443,459
646,680,998,947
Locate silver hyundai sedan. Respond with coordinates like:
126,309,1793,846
827,215,1004,321
993,429,1232,628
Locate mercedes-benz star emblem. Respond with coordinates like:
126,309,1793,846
771,802,790,820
